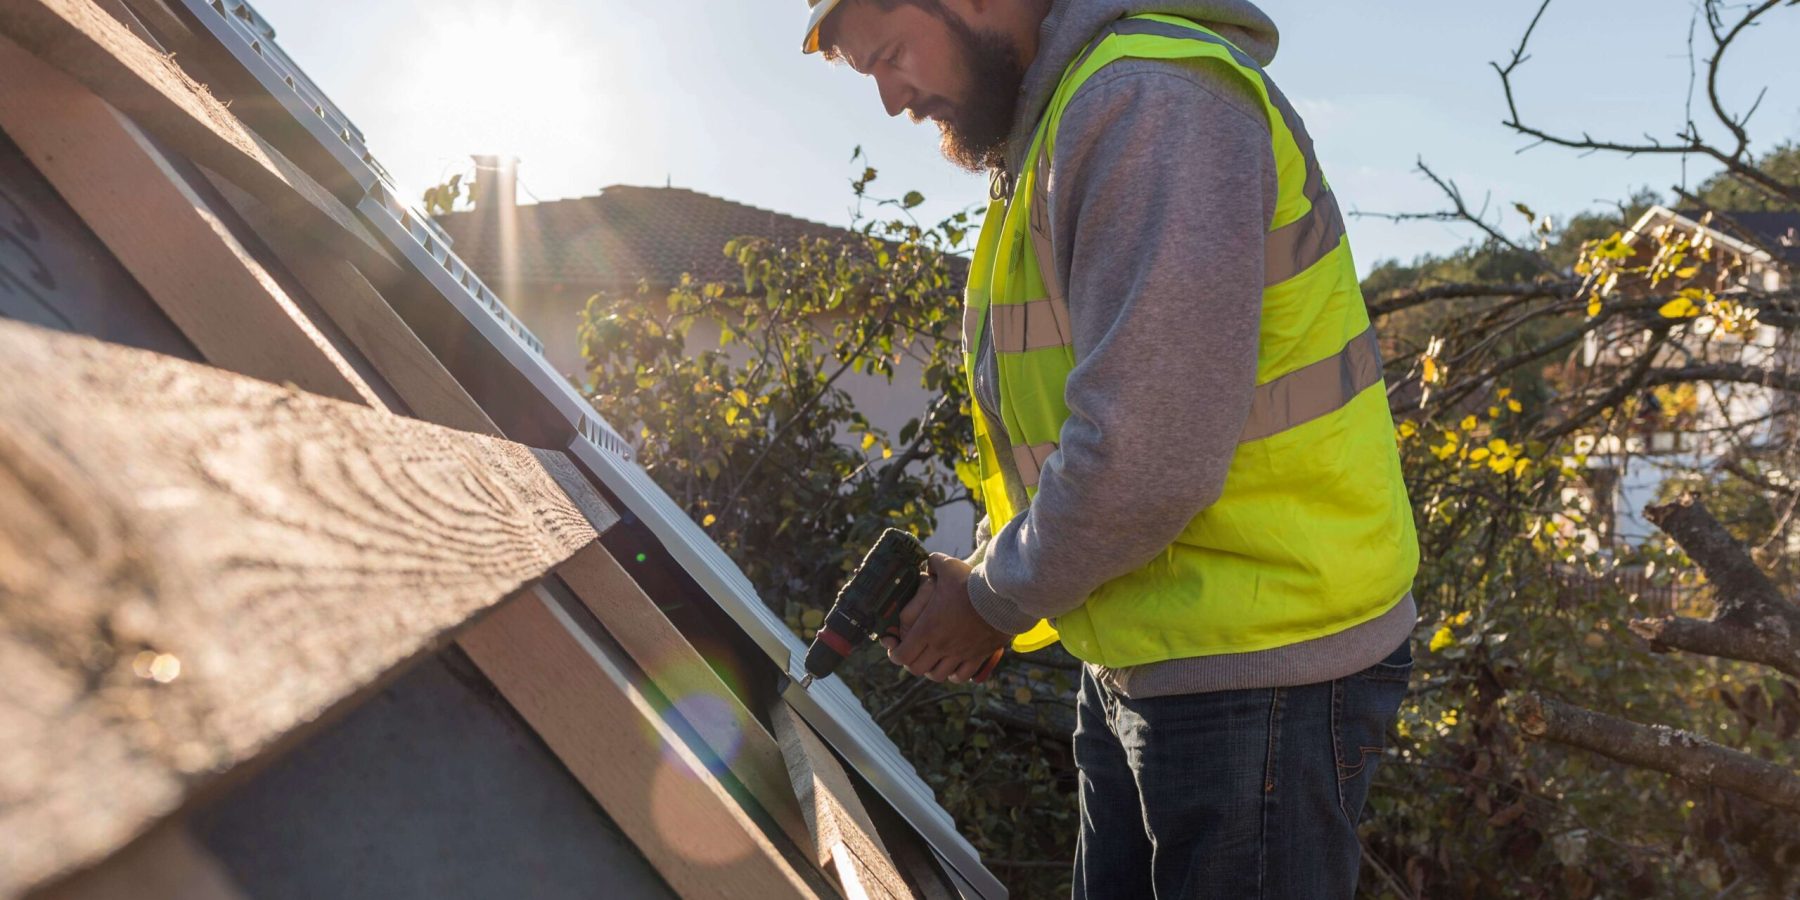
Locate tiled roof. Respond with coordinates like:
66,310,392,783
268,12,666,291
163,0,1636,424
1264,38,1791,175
1673,208,1800,264
436,185,865,292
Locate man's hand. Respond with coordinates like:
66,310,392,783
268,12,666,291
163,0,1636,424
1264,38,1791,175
881,553,1009,683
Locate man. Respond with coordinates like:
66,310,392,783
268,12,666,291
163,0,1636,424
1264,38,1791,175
802,1,1419,897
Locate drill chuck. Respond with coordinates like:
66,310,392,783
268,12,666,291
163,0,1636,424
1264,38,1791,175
802,529,930,682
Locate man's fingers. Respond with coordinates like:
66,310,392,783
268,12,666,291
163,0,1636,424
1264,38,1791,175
897,586,930,630
920,655,956,682
949,658,983,684
891,620,929,668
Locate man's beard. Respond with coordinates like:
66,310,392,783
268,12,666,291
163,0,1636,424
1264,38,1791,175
932,15,1027,174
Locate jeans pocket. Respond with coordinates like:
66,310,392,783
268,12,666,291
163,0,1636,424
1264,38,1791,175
1331,641,1412,823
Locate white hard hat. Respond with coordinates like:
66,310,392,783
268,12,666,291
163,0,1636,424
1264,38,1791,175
802,0,847,54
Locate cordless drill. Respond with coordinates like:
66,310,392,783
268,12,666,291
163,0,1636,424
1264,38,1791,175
798,529,1003,688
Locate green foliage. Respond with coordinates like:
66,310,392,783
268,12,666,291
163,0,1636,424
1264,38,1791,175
1363,203,1800,894
577,166,1079,896
580,152,1797,896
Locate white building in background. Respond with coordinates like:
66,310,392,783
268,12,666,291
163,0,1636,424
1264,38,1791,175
1581,205,1798,544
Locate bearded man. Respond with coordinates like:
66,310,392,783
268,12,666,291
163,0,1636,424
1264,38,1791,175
802,2,1420,896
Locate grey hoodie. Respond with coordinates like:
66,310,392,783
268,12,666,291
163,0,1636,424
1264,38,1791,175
963,0,1415,697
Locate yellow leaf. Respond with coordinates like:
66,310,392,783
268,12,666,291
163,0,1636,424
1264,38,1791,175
1488,455,1513,474
1449,611,1473,627
1674,266,1699,279
701,513,717,527
1659,297,1700,319
1507,399,1523,413
1489,406,1501,419
1397,421,1418,439
1587,296,1602,318
1429,626,1455,653
1497,388,1513,399
1422,357,1440,384
882,447,893,459
861,432,877,451
1469,448,1491,462
1460,415,1478,432
731,388,750,407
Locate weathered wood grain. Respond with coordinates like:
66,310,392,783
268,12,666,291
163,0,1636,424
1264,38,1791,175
556,543,812,854
771,702,912,900
459,587,827,900
0,0,394,277
0,319,600,898
0,39,381,407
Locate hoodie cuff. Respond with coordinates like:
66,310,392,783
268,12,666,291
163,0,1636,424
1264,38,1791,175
966,564,1041,636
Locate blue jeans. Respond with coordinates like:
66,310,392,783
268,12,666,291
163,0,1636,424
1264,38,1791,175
1072,640,1413,899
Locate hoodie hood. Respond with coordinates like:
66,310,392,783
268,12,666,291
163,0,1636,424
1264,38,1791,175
1001,0,1280,176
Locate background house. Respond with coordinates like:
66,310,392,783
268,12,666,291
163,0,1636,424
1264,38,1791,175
438,160,978,556
1580,205,1798,543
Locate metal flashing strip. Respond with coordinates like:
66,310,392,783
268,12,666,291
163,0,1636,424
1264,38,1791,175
186,0,387,193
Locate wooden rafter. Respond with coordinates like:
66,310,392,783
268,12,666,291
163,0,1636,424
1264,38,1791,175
0,0,394,277
0,319,603,898
771,702,913,900
0,41,383,406
459,587,828,899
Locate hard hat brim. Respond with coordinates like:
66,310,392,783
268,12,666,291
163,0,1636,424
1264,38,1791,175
802,0,846,54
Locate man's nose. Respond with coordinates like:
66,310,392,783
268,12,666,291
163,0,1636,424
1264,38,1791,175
875,74,913,119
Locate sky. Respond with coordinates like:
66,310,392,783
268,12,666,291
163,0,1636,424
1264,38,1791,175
248,0,1799,273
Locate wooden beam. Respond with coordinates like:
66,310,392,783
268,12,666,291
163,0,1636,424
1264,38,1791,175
0,39,381,407
555,544,813,854
201,171,502,438
770,702,913,900
0,319,602,898
0,0,394,277
458,587,827,900
36,823,245,900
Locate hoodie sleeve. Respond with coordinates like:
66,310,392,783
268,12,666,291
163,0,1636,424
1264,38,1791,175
965,59,1277,633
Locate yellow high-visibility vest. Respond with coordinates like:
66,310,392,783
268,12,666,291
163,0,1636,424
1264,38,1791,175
964,14,1418,667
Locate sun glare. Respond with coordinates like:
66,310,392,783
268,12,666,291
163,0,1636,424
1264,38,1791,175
410,6,602,162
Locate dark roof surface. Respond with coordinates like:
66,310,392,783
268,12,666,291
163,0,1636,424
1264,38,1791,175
437,186,860,291
1674,208,1800,264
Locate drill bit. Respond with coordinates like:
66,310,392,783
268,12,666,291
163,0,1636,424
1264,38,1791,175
798,673,815,690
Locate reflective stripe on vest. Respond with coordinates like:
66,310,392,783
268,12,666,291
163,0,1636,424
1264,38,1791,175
988,16,1365,455
1240,324,1383,442
1012,441,1058,489
964,14,1419,664
990,296,1073,353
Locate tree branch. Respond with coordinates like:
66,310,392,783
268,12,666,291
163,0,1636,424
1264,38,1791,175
1514,693,1800,814
1626,497,1800,678
1647,496,1791,622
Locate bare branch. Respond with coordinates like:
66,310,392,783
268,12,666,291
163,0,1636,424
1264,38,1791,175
1366,281,1574,319
1629,615,1800,680
1491,0,1800,208
1514,693,1800,813
1648,496,1791,621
